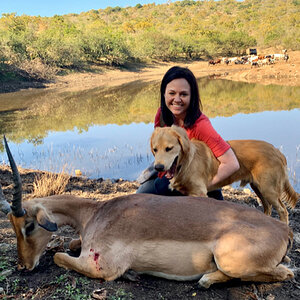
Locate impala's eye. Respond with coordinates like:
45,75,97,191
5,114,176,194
166,147,173,152
25,222,35,236
153,148,157,153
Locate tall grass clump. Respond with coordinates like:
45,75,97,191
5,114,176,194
32,166,70,198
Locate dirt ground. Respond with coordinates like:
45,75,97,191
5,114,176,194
0,165,300,300
1,50,299,93
46,50,300,92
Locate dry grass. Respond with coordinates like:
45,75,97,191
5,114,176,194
32,167,70,198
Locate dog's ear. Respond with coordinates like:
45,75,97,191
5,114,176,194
150,128,160,155
171,125,190,154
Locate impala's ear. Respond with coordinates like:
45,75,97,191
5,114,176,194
36,206,58,232
171,125,190,154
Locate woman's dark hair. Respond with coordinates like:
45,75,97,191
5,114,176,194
160,66,202,128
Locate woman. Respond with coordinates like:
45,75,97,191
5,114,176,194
137,66,240,200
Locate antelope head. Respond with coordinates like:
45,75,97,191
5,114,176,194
0,136,57,270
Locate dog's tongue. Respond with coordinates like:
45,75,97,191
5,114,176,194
166,159,177,179
166,170,174,179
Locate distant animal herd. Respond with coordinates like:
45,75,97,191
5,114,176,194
208,49,289,68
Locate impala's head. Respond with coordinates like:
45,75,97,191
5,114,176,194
0,136,57,270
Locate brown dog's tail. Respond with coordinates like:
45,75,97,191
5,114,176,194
277,148,299,209
281,179,299,209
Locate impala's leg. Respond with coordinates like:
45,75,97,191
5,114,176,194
198,270,232,288
213,231,293,287
54,252,126,280
54,253,100,278
69,238,81,252
241,264,294,283
283,255,291,263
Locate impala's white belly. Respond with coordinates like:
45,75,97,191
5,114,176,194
138,271,202,281
131,240,216,280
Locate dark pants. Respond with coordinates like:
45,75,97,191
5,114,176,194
136,176,223,200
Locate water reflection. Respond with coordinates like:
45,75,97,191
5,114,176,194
0,79,299,191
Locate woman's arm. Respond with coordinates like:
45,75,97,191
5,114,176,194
207,148,240,189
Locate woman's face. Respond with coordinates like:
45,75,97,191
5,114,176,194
164,78,191,123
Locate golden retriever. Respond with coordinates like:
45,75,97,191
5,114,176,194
150,125,299,224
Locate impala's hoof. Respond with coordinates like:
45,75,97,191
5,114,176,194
122,269,140,282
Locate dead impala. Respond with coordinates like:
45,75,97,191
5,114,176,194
0,136,294,288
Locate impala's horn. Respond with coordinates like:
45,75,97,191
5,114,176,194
3,136,25,217
0,136,12,214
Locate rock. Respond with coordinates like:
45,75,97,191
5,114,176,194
92,288,107,299
243,188,252,195
0,269,13,276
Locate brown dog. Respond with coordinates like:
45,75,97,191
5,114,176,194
150,125,299,224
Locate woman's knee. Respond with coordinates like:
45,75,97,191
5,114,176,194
155,177,183,196
136,176,184,196
136,179,156,194
207,189,224,200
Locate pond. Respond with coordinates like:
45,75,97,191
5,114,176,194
0,78,300,192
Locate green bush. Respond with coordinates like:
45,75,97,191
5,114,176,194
0,0,298,75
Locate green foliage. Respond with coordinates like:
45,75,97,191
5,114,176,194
82,26,131,65
129,31,177,61
0,256,9,283
12,278,20,293
264,30,281,46
0,0,298,74
51,274,90,300
224,31,257,55
177,0,197,7
108,288,134,300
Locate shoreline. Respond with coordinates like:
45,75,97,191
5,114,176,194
0,163,258,203
44,55,300,92
1,51,299,94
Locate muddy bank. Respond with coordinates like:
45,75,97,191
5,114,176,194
44,51,300,92
1,51,299,94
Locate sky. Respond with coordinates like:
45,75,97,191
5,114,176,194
0,0,168,17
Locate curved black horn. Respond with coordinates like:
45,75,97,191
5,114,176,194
3,136,25,217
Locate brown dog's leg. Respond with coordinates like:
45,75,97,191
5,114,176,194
258,187,288,223
198,270,232,288
275,198,289,224
250,183,272,216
